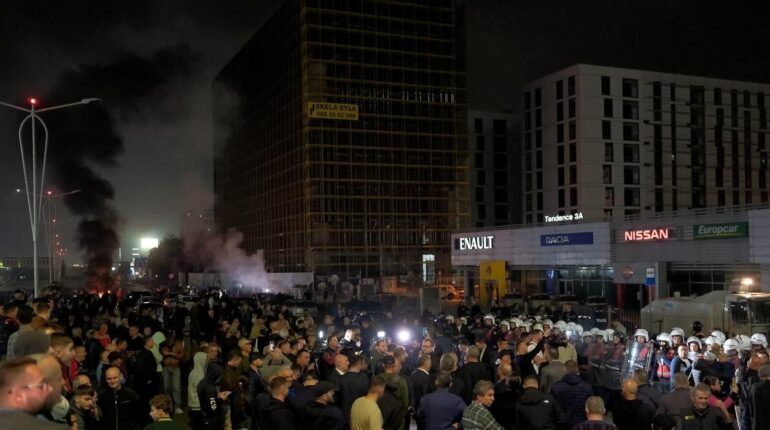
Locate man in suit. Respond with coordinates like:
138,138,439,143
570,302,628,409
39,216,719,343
411,355,433,430
418,373,466,430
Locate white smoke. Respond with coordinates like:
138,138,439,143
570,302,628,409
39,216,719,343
183,227,273,293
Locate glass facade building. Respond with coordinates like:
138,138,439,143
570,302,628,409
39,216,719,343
214,0,469,281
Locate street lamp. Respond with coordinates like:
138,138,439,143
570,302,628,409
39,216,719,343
1,98,100,297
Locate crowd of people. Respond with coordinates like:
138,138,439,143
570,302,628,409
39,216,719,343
0,286,768,430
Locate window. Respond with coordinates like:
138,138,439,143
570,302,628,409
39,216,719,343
475,153,484,168
624,166,640,184
557,146,565,164
623,144,639,163
476,171,485,185
623,122,639,141
569,142,576,162
536,130,542,148
624,188,640,206
602,121,612,139
557,101,564,121
622,79,638,98
558,168,565,186
537,171,543,189
601,76,610,95
524,92,531,110
493,119,506,135
556,80,563,99
568,75,575,96
568,121,576,140
475,188,484,203
474,118,483,133
718,190,725,206
604,99,613,117
605,142,614,161
557,124,564,143
570,187,578,206
655,189,663,212
536,151,542,169
558,189,565,207
494,206,508,222
477,205,486,219
622,100,639,119
570,165,577,183
493,136,507,153
603,165,612,184
476,136,485,151
494,188,508,202
537,193,543,210
535,88,542,106
744,90,751,107
535,109,542,127
568,99,576,118
714,88,722,105
605,187,615,206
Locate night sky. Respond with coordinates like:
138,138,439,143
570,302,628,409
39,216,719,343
0,0,768,262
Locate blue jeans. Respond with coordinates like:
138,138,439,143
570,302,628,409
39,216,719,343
162,366,181,408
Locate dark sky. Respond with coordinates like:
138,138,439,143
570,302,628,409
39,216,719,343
0,0,769,261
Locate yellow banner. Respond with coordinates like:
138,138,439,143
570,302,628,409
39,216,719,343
307,102,359,120
479,260,506,308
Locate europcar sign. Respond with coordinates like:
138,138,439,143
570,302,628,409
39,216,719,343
693,222,748,240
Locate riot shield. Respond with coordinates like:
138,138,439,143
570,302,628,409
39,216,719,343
619,339,653,381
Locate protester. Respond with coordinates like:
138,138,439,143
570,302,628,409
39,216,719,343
462,380,504,430
572,396,618,430
350,375,386,430
418,373,466,430
145,394,185,430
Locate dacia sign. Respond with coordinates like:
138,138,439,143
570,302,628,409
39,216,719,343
540,232,594,246
693,222,748,240
454,235,494,251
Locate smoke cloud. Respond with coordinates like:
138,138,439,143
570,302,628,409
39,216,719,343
183,228,273,293
41,44,196,287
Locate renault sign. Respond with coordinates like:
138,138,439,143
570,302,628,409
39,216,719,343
454,235,494,251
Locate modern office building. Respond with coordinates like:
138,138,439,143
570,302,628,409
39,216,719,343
214,0,469,281
522,64,770,224
468,111,521,227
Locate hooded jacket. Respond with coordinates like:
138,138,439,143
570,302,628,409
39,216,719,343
515,387,566,430
188,352,208,411
151,332,166,372
197,362,225,428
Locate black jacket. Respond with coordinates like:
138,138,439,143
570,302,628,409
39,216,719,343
458,361,490,403
410,369,431,413
378,381,409,430
304,400,345,430
262,397,296,430
197,363,226,429
133,348,160,394
339,371,370,420
612,398,654,430
491,380,523,430
679,406,732,430
515,387,566,430
97,386,140,430
747,380,770,429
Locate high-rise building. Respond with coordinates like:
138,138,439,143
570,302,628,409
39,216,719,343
214,0,469,281
468,111,521,227
522,64,770,224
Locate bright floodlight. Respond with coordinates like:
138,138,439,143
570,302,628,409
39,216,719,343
741,277,754,287
397,329,411,343
318,330,324,339
140,237,159,250
377,331,386,338
30,98,37,105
